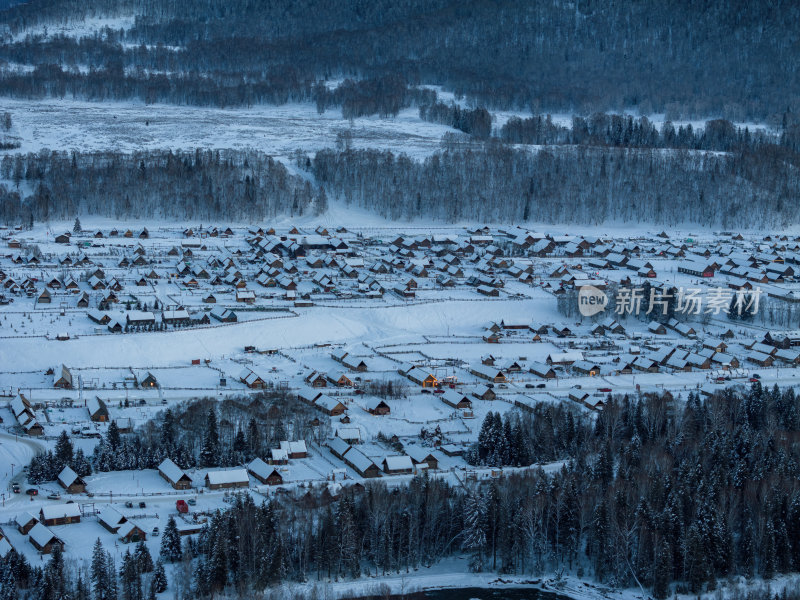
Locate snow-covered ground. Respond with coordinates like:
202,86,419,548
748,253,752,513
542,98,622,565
0,218,799,595
0,98,457,159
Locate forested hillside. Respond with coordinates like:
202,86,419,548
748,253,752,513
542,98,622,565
0,0,798,227
0,0,798,122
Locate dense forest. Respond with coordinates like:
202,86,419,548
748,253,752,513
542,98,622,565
7,384,800,599
310,142,799,227
499,113,800,155
0,1,797,121
0,149,325,224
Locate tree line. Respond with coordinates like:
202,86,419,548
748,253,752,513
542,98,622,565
501,113,800,156
0,149,324,226
90,393,329,475
310,141,800,228
1,140,798,228
28,392,329,483
312,76,435,120
419,101,492,138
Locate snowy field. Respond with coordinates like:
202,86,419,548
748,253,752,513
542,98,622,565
0,97,457,159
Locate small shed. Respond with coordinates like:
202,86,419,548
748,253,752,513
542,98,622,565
15,512,38,535
247,458,283,485
87,396,109,422
364,397,390,415
98,506,127,533
53,364,73,389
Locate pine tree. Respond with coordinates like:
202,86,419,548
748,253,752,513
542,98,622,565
106,420,121,451
106,552,119,600
134,541,154,573
199,408,220,468
233,428,247,456
246,416,260,456
727,294,740,320
75,572,90,600
44,544,66,600
486,482,503,570
208,531,228,594
685,524,709,593
272,420,286,446
91,538,109,600
160,409,175,449
594,441,614,486
461,490,487,572
73,216,82,233
55,430,74,469
652,538,673,599
512,421,529,466
501,416,513,466
476,412,494,464
161,516,182,562
336,497,359,579
152,560,167,594
739,517,756,577
589,498,611,581
73,447,92,477
316,505,337,580
0,559,17,600
191,558,208,598
119,549,138,600
762,520,777,579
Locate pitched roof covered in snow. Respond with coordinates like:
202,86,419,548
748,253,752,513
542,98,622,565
29,523,60,548
205,468,249,486
40,504,81,521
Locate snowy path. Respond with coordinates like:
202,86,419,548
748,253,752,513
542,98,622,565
0,431,45,501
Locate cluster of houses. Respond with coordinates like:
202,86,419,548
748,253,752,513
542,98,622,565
12,504,82,555
156,442,309,492
4,224,800,315
483,318,623,344
327,429,439,479
10,394,44,435
3,224,632,327
7,496,149,557
530,331,800,382
1,223,526,338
